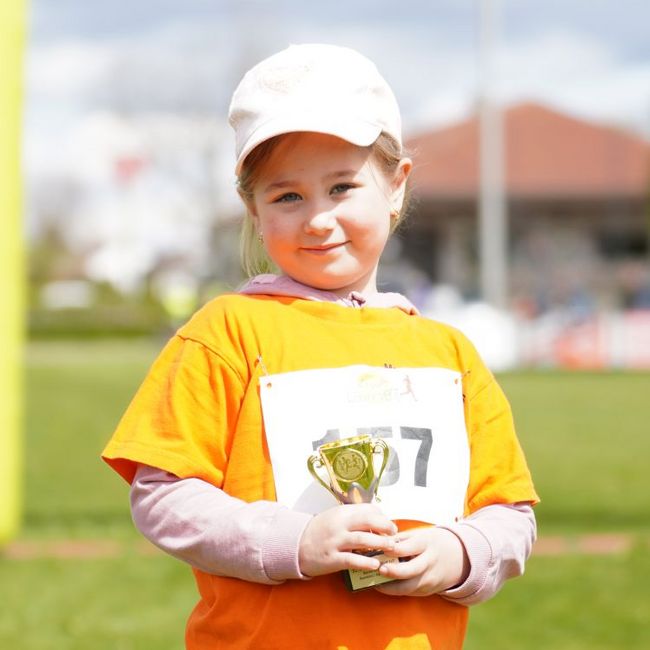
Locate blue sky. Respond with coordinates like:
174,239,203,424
28,0,650,120
28,0,650,56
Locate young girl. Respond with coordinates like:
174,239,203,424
103,44,538,649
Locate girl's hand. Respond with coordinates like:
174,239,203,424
298,504,398,577
373,526,469,597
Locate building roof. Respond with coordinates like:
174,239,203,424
407,103,650,200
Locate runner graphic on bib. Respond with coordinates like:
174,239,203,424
260,365,469,525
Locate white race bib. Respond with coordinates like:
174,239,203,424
259,365,469,525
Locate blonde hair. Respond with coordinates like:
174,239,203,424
237,132,410,277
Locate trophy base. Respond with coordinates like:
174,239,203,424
343,551,400,592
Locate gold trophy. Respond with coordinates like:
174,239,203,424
307,434,398,591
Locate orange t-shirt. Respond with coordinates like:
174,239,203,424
103,294,538,649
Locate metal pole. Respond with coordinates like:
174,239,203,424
478,0,508,308
0,0,26,544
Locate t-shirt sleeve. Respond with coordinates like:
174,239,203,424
460,337,540,514
101,335,245,487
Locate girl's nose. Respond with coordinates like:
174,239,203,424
303,205,336,235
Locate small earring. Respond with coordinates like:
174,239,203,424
390,209,400,221
257,232,264,244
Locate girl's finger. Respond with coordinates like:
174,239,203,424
343,507,398,536
382,534,426,559
342,531,397,553
341,551,383,573
378,553,426,580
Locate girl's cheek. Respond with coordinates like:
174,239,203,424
265,218,285,235
266,223,294,246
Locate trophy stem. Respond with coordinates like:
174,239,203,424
340,479,378,505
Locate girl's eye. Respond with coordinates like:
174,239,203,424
274,192,301,203
331,183,355,195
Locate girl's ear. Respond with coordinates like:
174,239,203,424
389,157,412,213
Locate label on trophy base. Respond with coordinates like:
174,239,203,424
343,552,400,592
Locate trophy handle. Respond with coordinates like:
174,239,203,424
307,454,340,501
371,439,390,498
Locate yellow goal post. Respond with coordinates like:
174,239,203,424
0,0,27,544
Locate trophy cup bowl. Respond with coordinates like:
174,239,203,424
307,434,398,591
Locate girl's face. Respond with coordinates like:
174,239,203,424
248,132,411,297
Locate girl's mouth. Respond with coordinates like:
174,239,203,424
301,242,348,253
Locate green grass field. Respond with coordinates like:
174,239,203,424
2,339,649,649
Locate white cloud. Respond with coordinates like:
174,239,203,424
392,28,650,136
494,30,650,133
27,41,116,98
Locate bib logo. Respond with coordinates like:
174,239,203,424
347,372,398,405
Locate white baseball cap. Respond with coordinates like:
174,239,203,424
228,43,402,174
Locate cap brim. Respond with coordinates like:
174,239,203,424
235,116,382,175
